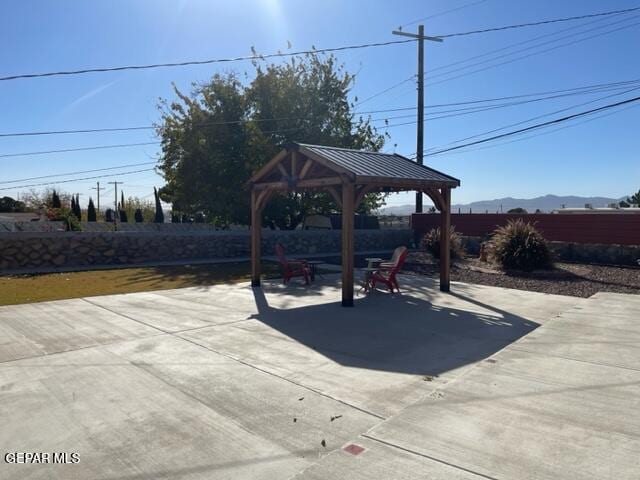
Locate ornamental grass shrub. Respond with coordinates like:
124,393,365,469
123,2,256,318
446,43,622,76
491,219,552,271
422,226,464,259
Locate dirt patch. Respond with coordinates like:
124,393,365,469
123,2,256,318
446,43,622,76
405,252,640,298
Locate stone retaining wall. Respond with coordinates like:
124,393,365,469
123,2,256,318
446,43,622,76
460,235,640,266
0,229,412,272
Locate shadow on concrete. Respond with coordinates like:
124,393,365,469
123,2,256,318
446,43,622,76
249,277,540,377
116,261,288,292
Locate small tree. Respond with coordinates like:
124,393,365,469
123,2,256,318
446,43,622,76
51,190,62,208
630,190,640,205
119,208,128,222
134,208,144,223
105,208,115,223
74,194,82,219
87,198,97,222
70,195,76,217
507,207,527,214
153,187,164,223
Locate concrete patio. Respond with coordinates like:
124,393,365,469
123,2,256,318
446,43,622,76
1,274,638,479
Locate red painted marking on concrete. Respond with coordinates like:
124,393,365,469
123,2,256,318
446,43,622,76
343,444,365,455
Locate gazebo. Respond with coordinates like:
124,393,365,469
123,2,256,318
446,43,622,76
247,142,460,306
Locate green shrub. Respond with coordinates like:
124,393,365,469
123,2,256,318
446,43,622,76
46,207,81,231
491,219,552,271
422,226,463,259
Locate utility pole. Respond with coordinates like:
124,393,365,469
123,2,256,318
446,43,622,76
392,25,443,213
108,181,123,229
91,182,105,211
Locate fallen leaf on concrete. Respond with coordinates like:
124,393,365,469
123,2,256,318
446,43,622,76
321,439,326,448
330,415,342,422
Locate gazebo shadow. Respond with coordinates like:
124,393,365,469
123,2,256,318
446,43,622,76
249,276,540,377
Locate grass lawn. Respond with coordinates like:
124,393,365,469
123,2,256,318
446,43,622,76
0,262,292,306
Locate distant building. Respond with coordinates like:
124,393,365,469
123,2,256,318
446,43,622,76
553,204,640,214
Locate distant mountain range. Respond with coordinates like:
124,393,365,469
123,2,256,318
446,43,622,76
378,194,628,216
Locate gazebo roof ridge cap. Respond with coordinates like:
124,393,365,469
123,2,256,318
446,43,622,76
293,141,398,156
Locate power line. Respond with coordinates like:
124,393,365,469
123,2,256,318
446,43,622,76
400,0,489,28
0,168,156,191
426,15,640,86
428,102,640,158
3,6,636,83
435,6,640,38
6,78,639,139
422,85,640,152
3,81,637,160
0,161,157,184
0,39,418,82
355,76,415,106
0,142,158,158
425,9,628,77
423,95,640,157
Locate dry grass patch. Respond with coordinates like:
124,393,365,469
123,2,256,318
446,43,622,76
0,262,288,306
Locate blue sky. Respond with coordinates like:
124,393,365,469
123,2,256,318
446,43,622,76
1,0,639,209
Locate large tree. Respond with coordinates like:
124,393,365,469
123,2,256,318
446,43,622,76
156,52,387,229
0,196,26,213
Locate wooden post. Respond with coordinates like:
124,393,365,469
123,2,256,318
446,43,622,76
251,189,262,287
439,187,451,292
341,182,355,306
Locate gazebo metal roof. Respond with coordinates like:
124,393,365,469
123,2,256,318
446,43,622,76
296,143,460,186
248,142,460,307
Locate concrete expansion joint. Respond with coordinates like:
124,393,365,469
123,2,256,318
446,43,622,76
174,333,387,421
81,298,168,334
510,346,640,373
360,434,500,480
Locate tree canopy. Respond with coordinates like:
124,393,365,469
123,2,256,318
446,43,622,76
0,196,26,213
156,52,387,229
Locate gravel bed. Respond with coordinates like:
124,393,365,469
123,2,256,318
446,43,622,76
404,253,640,298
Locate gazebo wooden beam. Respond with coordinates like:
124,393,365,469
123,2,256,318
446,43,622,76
421,188,445,211
354,185,375,209
252,176,343,191
250,189,262,287
326,186,342,208
298,159,314,179
341,181,355,307
439,187,451,292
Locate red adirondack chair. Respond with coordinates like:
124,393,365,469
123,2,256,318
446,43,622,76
371,247,409,293
378,246,408,270
275,244,311,285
